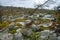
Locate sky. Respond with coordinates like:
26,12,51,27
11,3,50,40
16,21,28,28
0,0,60,9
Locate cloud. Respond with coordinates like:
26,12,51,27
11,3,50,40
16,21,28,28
0,0,60,9
35,0,47,4
0,0,35,8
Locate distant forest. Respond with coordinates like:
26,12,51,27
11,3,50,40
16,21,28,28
0,6,54,16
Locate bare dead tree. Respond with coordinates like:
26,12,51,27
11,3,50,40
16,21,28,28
28,0,50,15
28,0,56,15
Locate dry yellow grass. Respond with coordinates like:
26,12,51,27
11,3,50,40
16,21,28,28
0,22,10,30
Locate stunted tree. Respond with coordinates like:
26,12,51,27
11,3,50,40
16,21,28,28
56,6,60,23
56,6,60,17
0,6,3,24
28,0,56,15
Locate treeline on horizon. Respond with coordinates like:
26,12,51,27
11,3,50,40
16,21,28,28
0,6,55,16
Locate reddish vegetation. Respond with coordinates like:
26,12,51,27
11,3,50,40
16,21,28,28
51,22,56,27
26,21,33,28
